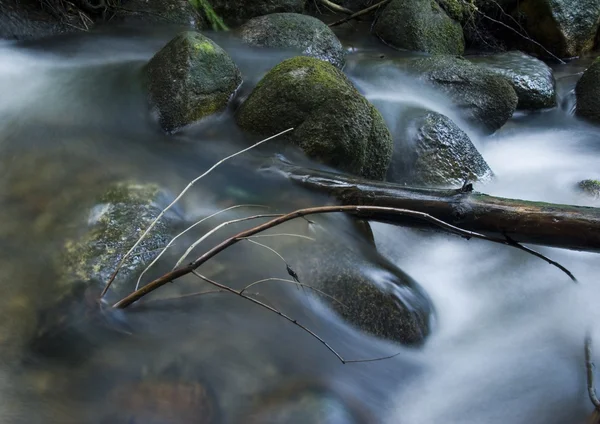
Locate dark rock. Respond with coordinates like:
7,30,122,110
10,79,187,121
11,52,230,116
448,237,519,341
388,109,493,187
112,0,203,27
238,13,345,68
145,31,242,132
408,55,518,133
209,0,306,27
374,0,465,55
469,51,556,110
236,56,393,180
576,57,600,125
0,0,73,40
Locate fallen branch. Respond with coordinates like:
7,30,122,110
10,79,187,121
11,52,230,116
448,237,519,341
328,0,390,27
100,128,293,298
319,0,354,15
277,164,600,253
114,205,574,309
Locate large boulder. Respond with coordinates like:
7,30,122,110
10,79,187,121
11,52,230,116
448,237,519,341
388,109,493,187
145,31,242,132
236,56,393,180
510,0,600,58
407,55,518,133
208,0,306,26
469,51,556,110
237,13,345,69
575,57,600,125
374,0,465,55
61,182,181,301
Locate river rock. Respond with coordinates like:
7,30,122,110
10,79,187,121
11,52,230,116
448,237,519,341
374,0,465,55
145,31,242,132
238,13,345,69
575,57,600,125
60,182,180,300
112,0,202,27
576,179,600,199
510,0,600,58
408,55,518,133
236,56,393,180
208,0,305,26
388,109,493,187
469,51,556,110
0,0,73,40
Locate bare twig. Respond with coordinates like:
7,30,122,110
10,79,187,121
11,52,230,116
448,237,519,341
114,205,575,309
100,128,293,298
329,0,390,27
586,334,600,409
135,204,268,290
245,233,316,241
240,277,348,308
191,271,400,364
319,0,354,15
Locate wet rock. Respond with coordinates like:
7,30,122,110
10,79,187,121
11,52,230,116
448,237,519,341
112,0,203,27
436,0,475,23
510,0,600,58
236,56,392,180
238,13,345,68
102,380,218,424
374,0,465,55
469,51,556,110
242,380,374,424
408,55,518,133
286,225,433,345
0,0,74,40
145,31,242,132
388,109,493,187
575,57,600,125
208,0,306,27
576,179,600,199
60,182,181,300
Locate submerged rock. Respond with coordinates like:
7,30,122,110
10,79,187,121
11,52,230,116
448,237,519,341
408,55,518,133
208,0,306,26
236,56,392,180
575,58,600,125
469,51,556,110
388,109,493,187
238,13,345,68
60,182,180,300
145,31,242,132
510,0,600,58
374,0,465,55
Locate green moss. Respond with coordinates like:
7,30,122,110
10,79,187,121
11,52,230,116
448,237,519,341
577,179,600,198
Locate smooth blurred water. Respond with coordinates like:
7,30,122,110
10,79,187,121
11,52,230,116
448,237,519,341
0,23,598,424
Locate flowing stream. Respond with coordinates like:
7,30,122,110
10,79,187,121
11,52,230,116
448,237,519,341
0,23,599,423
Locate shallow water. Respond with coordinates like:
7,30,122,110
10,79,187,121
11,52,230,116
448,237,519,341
0,22,599,424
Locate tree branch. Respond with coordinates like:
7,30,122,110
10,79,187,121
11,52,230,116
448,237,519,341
328,0,390,27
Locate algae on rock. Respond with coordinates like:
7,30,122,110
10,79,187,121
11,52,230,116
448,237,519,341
236,56,393,180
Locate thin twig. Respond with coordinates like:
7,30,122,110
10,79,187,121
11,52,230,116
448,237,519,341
172,214,284,270
245,233,316,241
135,204,268,290
319,0,354,15
329,0,390,27
586,334,600,409
191,271,399,364
114,205,576,309
100,128,293,298
240,277,348,308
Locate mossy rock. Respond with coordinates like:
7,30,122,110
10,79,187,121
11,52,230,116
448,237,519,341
208,0,306,27
236,56,393,180
145,31,242,132
436,0,476,23
61,182,181,300
407,55,518,133
510,0,600,58
576,179,600,199
576,58,600,125
374,0,465,55
388,109,493,187
238,13,345,69
469,51,556,110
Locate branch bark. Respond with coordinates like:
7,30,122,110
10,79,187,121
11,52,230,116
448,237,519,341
277,164,600,252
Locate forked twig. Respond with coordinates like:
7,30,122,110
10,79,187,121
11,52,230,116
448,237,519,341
319,0,354,14
135,204,268,290
114,205,576,309
191,271,400,364
100,128,293,298
329,0,390,27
